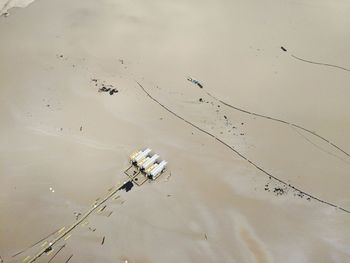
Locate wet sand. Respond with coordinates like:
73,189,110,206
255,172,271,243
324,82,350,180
1,0,350,262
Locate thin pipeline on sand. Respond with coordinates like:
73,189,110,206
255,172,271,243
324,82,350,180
65,254,73,263
205,91,350,159
291,54,350,72
11,228,60,258
28,180,128,262
136,81,350,214
47,244,66,263
290,126,350,166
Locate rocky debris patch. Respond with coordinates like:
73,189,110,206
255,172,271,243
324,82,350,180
88,227,96,232
273,187,285,196
99,86,118,95
74,212,81,220
197,97,244,136
91,78,119,95
293,190,311,200
264,181,288,196
198,97,212,104
264,179,312,201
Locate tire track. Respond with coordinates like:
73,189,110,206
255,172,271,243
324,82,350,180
47,244,66,263
136,81,350,214
11,228,60,258
291,54,350,72
290,126,350,166
27,180,129,262
204,91,350,159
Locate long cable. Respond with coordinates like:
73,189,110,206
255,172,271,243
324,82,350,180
28,180,128,262
291,54,350,72
205,91,350,158
11,228,60,258
136,81,350,214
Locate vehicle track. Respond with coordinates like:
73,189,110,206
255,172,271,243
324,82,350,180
136,81,350,214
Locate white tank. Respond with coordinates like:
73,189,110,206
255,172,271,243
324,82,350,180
129,151,141,162
150,160,167,179
134,148,151,163
145,163,158,175
137,157,149,168
141,154,159,170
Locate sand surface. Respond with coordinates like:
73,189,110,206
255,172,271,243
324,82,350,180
0,0,35,15
1,0,350,262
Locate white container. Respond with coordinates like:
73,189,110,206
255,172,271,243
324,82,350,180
129,151,141,162
142,154,159,170
145,163,158,175
150,160,167,179
137,157,149,167
134,148,151,163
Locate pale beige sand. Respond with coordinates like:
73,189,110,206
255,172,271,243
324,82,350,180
0,0,35,15
1,0,350,262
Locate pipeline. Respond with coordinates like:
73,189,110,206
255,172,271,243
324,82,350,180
28,180,128,262
291,54,350,73
136,81,350,214
205,91,350,159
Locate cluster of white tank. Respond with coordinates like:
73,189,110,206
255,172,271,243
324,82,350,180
129,148,167,180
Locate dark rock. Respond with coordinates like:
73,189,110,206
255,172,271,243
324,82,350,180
44,246,52,253
273,187,285,196
109,89,119,95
